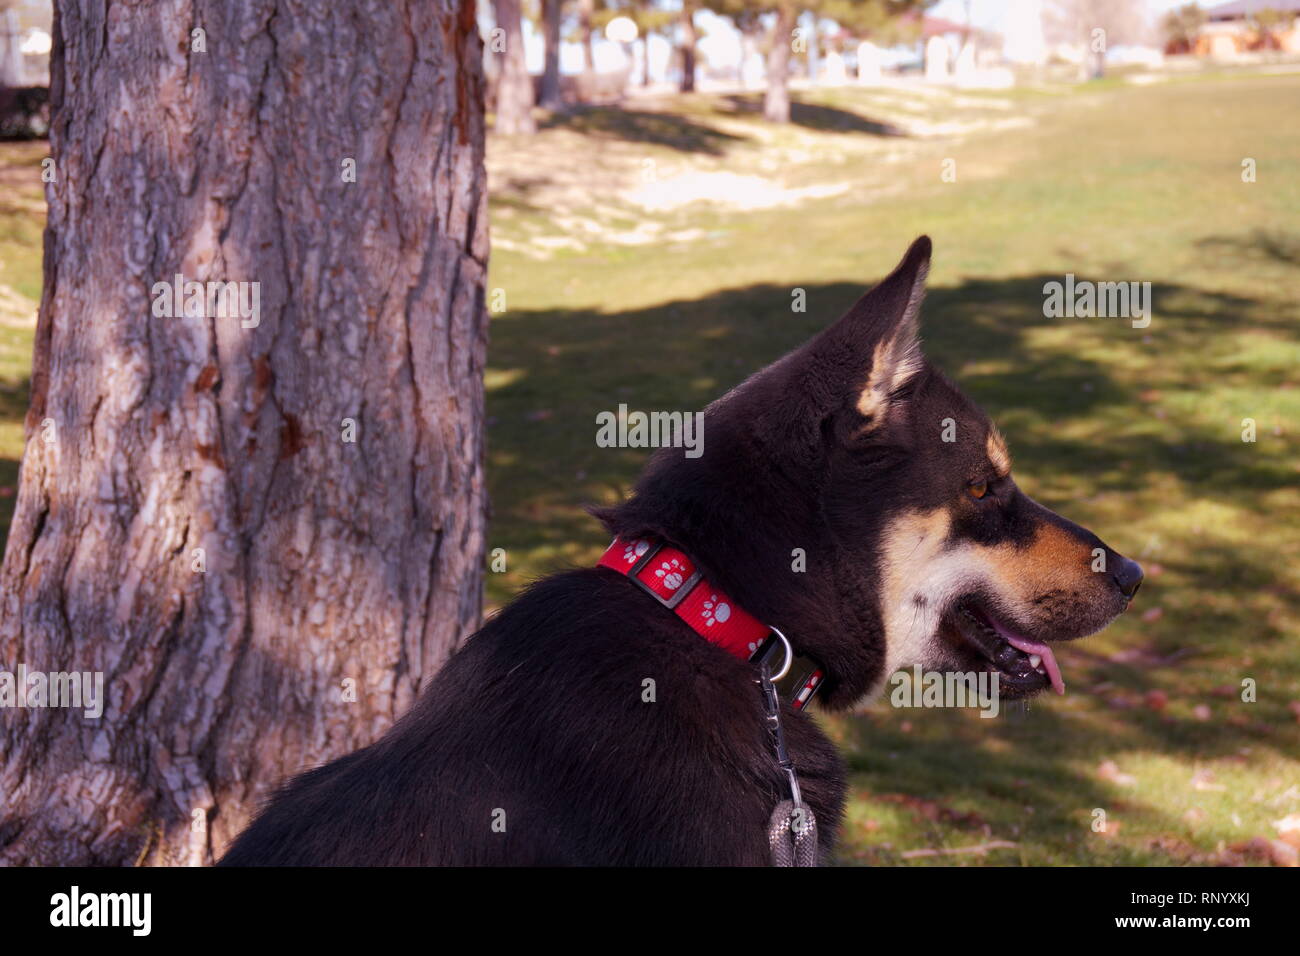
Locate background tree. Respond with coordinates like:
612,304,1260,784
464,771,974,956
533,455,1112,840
708,0,930,123
703,0,798,120
1045,0,1151,78
1160,3,1204,54
819,0,932,48
1251,7,1294,50
679,0,700,91
0,0,489,865
494,0,538,133
764,0,798,120
0,1,25,87
540,0,564,107
577,0,599,80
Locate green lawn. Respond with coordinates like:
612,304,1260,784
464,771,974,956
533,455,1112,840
0,139,44,538
1,69,1296,866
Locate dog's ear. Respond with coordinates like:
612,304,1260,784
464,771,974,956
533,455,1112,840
851,236,930,423
819,236,930,428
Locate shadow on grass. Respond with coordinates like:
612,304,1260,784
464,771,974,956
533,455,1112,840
717,93,909,136
534,96,909,154
833,693,1283,865
488,274,1293,542
486,272,1298,862
491,176,554,214
1196,228,1300,269
539,105,749,155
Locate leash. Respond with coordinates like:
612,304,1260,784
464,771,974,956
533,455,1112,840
755,629,819,867
597,538,823,866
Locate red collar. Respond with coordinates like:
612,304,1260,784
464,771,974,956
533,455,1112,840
597,537,824,709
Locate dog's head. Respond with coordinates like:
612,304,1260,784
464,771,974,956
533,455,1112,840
598,236,1141,707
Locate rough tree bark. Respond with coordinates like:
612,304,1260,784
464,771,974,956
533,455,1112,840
764,1,797,123
492,0,536,134
539,0,563,109
0,0,489,865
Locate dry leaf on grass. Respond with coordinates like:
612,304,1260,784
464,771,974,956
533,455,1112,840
1097,760,1137,787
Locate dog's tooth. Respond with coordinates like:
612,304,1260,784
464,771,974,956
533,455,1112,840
1029,654,1042,669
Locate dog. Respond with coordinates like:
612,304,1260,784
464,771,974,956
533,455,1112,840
219,236,1141,866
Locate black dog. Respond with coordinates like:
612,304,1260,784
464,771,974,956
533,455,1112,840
220,237,1141,866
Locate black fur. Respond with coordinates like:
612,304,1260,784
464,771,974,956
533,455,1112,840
220,569,845,865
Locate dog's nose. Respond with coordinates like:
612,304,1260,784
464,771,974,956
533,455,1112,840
1112,556,1143,601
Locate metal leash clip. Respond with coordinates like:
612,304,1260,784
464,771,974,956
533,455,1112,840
755,626,819,866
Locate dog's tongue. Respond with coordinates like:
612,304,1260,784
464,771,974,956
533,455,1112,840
1002,633,1066,695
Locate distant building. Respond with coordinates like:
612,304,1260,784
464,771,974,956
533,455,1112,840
1196,0,1300,56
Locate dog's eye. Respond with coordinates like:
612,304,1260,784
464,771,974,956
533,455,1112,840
967,480,989,500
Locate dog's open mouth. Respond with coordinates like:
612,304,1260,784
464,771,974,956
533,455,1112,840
944,602,1065,697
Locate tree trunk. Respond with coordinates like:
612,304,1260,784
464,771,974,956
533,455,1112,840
0,0,489,866
765,1,797,123
539,0,563,108
579,0,596,80
679,0,697,93
492,0,536,134
576,0,595,105
0,9,26,87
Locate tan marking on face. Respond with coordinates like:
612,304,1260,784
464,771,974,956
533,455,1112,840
875,507,963,685
986,522,1094,596
986,426,1011,478
866,509,1099,701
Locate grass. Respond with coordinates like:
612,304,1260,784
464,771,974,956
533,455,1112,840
0,139,44,538
1,70,1296,865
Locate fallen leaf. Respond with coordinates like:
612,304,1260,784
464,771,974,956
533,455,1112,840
1275,814,1300,832
1222,837,1274,865
1274,814,1300,851
1097,760,1137,787
1192,769,1224,792
1268,840,1299,867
